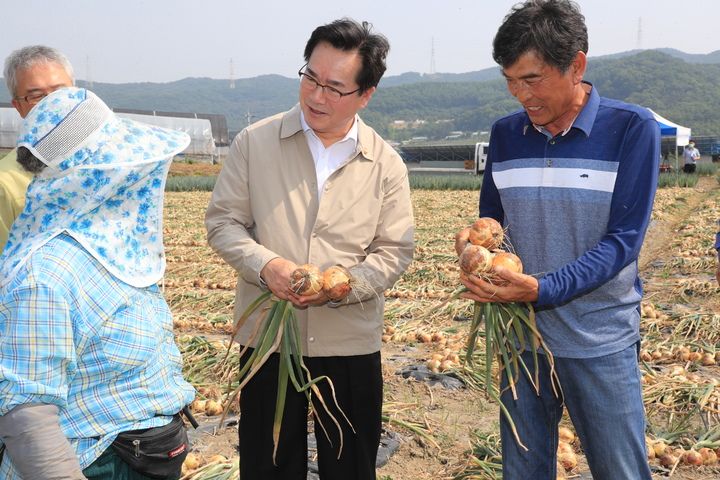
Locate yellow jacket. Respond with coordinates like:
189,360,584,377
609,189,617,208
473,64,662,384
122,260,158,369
0,149,33,252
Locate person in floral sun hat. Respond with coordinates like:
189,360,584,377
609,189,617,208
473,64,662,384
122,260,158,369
0,87,196,480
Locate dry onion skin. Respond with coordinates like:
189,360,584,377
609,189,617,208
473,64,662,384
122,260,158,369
468,217,504,250
459,244,493,277
289,264,324,295
485,251,523,286
322,265,353,301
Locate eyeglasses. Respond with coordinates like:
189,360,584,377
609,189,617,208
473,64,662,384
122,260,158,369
298,65,360,103
16,93,49,106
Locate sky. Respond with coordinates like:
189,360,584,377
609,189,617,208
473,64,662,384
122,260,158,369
3,0,719,85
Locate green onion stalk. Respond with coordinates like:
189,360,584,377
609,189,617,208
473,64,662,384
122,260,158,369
218,290,352,463
463,298,560,451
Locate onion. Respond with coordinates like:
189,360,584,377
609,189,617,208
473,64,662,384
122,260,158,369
289,264,324,295
688,351,703,363
183,453,200,470
439,360,454,372
557,450,578,471
468,217,504,250
558,426,575,444
699,447,718,465
459,244,493,276
426,359,441,373
204,400,223,416
557,441,573,454
322,264,353,301
660,453,677,468
191,399,206,413
702,352,716,365
653,442,670,458
681,449,703,466
484,251,523,286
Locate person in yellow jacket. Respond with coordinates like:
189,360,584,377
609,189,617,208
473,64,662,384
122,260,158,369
1,45,74,250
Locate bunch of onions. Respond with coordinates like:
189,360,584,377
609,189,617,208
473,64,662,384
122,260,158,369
289,264,357,302
219,263,356,464
459,217,522,284
456,217,558,451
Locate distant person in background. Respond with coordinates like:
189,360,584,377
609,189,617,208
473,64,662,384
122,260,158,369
455,0,658,479
682,140,700,173
1,45,74,251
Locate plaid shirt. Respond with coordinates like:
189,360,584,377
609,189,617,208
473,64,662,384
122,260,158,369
0,233,195,478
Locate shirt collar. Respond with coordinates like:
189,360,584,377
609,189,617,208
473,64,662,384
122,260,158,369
523,81,599,138
299,110,359,150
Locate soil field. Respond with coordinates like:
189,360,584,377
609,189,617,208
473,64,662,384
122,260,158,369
165,162,720,480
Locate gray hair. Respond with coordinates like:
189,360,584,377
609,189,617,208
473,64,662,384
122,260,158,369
4,45,75,98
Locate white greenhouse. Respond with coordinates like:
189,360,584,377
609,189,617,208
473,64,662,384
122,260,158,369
1,104,224,163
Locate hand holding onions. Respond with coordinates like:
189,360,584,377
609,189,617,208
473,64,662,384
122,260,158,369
289,263,356,304
453,218,559,450
456,218,534,303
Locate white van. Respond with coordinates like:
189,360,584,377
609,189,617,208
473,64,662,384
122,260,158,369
475,142,489,174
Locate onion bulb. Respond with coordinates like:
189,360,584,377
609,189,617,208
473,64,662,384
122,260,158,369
459,244,493,276
468,217,504,250
322,265,353,301
557,441,573,454
204,400,223,416
558,427,575,445
699,447,718,465
486,251,523,286
289,264,324,295
183,453,200,470
681,449,703,466
557,450,578,471
660,453,677,468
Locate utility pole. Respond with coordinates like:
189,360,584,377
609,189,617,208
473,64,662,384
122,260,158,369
429,37,436,76
86,55,94,89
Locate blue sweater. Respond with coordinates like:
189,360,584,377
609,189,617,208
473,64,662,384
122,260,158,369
480,83,660,358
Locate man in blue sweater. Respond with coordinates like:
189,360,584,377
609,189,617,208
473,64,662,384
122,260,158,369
455,1,658,479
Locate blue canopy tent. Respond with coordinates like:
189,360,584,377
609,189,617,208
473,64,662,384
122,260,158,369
647,109,691,170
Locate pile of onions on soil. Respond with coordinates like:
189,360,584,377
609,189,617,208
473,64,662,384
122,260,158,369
454,217,559,452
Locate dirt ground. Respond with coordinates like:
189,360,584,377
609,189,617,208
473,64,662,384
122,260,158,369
170,164,720,480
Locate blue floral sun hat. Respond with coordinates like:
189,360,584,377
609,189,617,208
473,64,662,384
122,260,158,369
0,87,190,288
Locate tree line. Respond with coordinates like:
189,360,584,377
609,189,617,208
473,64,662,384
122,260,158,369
3,50,716,142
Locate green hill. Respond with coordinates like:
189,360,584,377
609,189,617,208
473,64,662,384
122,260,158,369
2,49,719,141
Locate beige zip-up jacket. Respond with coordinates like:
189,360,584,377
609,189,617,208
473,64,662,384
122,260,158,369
205,105,414,357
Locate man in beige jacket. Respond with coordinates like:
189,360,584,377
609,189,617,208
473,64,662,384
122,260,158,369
205,18,413,480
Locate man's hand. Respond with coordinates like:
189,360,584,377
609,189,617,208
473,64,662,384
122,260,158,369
716,262,720,286
260,258,329,307
459,266,539,304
